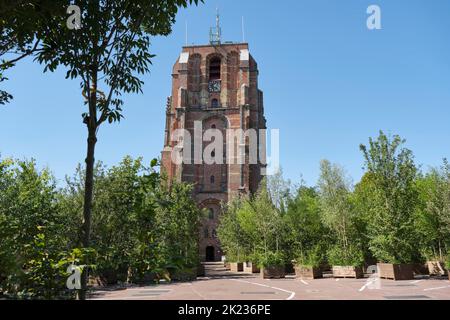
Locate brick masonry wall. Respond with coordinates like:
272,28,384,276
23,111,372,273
161,42,266,262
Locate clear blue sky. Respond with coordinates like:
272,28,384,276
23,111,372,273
1,0,450,186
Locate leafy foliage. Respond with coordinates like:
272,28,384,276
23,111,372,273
318,160,364,266
0,0,63,104
217,198,247,263
218,181,285,265
0,157,72,299
257,251,285,268
284,186,328,266
0,156,202,299
415,160,450,261
360,131,419,264
294,245,324,268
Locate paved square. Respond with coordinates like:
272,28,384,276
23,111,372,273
90,264,450,300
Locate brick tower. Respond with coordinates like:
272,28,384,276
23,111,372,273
161,15,266,262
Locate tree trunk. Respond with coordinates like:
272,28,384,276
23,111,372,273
78,127,97,300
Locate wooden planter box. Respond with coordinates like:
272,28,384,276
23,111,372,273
377,263,414,280
243,262,260,274
285,262,295,274
332,266,364,279
427,261,447,276
230,262,244,272
294,265,323,280
224,262,231,270
88,276,107,287
412,263,429,275
260,266,286,279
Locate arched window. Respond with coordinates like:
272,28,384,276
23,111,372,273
211,99,219,108
210,175,215,184
204,228,209,239
209,57,221,80
212,229,217,238
209,208,214,220
211,150,216,158
211,124,216,129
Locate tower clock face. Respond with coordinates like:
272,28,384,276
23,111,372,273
208,80,221,93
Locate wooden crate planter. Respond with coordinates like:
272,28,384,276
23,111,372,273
260,266,286,279
377,263,414,280
284,262,295,274
332,266,364,279
88,276,107,287
230,262,244,272
412,263,429,275
243,262,260,274
427,261,447,276
294,265,323,280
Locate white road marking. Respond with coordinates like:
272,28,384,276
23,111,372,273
410,280,423,284
230,279,296,301
424,285,450,292
190,285,208,299
359,279,377,292
336,279,340,282
300,280,309,285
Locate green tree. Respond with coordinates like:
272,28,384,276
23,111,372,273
352,172,377,264
0,1,63,104
217,198,247,263
60,157,202,285
0,157,71,299
318,160,363,266
284,186,328,266
267,168,292,213
360,131,419,264
238,183,283,260
415,160,450,261
25,0,201,297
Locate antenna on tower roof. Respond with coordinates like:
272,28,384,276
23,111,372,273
242,16,246,43
209,7,222,45
185,20,188,46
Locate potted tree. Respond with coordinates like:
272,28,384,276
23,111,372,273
227,252,244,273
426,259,447,277
244,254,260,274
377,263,414,281
244,261,260,274
328,245,364,279
259,251,286,279
360,132,420,281
318,160,365,279
230,261,244,273
294,246,324,280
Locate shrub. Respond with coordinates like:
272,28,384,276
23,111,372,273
446,257,450,271
258,251,285,268
327,245,364,267
295,246,324,268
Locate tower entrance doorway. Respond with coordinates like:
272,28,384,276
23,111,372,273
205,246,215,262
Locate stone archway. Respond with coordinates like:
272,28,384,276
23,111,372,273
199,199,223,262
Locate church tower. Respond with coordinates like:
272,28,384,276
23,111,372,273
161,14,267,262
